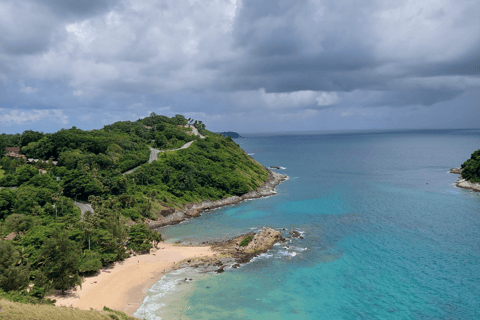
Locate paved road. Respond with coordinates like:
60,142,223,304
122,126,204,176
74,201,94,220
149,147,160,163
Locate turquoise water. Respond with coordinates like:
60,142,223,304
136,129,480,320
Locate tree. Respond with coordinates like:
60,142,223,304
20,130,44,147
78,250,102,275
37,229,81,294
0,241,30,292
15,165,38,185
128,224,159,253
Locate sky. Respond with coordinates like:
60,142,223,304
0,0,479,134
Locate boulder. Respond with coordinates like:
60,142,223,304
244,227,284,253
290,230,301,238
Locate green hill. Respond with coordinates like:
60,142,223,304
0,113,269,305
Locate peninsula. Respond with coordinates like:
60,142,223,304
0,113,287,316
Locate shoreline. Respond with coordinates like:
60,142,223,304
51,242,216,316
52,168,289,317
450,168,480,192
147,169,288,229
52,228,287,317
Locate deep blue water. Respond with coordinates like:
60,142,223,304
136,129,480,320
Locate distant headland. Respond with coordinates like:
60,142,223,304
450,148,480,192
218,131,243,138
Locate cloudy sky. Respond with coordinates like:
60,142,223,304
1,0,479,134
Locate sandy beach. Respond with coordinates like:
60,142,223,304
52,242,216,316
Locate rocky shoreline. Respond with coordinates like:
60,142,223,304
170,227,298,274
450,167,480,192
146,170,288,229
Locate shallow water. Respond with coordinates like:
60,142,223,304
136,129,480,320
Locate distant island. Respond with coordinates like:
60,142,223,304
450,149,480,192
218,131,243,138
0,113,286,316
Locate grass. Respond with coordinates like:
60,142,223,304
0,299,140,320
239,235,254,247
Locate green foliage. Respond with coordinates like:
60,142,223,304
0,289,56,305
0,113,268,304
239,235,254,247
103,306,135,320
20,130,44,147
78,250,103,275
37,229,82,294
0,241,30,292
461,149,480,183
128,224,162,253
62,169,104,201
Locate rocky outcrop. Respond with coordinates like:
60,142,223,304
242,227,284,254
455,179,480,192
290,230,301,238
450,168,463,174
175,227,286,273
450,168,480,192
147,170,287,229
159,208,175,217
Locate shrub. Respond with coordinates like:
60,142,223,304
239,235,254,247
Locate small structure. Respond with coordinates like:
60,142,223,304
4,232,16,241
5,147,26,160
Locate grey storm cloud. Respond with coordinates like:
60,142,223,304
0,0,479,133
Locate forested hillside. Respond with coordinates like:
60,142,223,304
0,113,269,304
461,149,480,182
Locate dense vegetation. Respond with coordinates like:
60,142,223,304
0,113,269,304
461,149,480,183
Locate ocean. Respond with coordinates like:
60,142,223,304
135,129,480,320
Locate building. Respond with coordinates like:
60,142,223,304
4,232,16,241
5,147,26,160
5,147,20,156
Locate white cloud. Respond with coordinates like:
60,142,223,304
19,81,38,94
0,109,68,125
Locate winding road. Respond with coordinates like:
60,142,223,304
74,201,94,220
75,125,205,215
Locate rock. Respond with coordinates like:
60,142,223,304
159,208,175,217
216,266,225,273
232,264,240,269
300,236,304,239
290,230,301,238
450,168,463,174
244,227,285,253
456,179,480,192
270,166,281,169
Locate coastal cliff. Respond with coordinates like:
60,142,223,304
147,170,288,229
